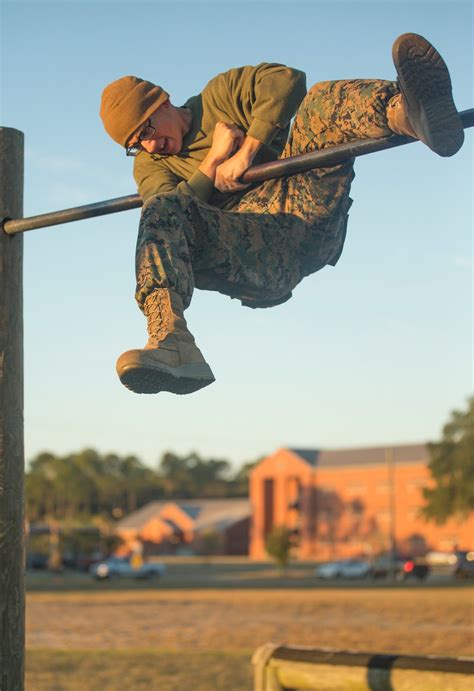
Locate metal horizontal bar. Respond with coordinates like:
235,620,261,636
3,108,472,236
2,194,142,235
243,107,473,183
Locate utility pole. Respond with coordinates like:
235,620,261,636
386,447,397,580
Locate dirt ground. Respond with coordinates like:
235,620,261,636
26,587,474,657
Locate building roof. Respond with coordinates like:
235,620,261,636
116,498,250,531
289,448,321,465
289,444,429,468
116,501,165,530
162,518,182,534
193,499,250,531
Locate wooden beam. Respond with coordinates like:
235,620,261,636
0,127,25,691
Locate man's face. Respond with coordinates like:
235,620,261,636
129,100,185,156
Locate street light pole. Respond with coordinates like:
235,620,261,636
386,447,397,580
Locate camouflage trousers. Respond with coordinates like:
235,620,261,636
135,79,398,311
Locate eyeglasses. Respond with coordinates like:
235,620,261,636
125,119,156,157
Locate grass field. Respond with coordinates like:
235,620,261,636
26,650,251,691
26,582,474,690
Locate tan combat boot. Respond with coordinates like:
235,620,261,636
387,33,463,157
116,289,215,395
386,93,418,139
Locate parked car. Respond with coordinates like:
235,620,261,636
315,559,371,580
62,551,104,571
26,552,48,570
453,551,474,579
425,550,474,579
89,556,166,580
370,554,429,580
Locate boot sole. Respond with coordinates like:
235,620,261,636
118,360,215,395
392,33,464,156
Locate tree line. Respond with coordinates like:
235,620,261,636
26,397,474,526
26,449,258,523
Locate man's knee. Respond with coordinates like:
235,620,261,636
141,192,193,219
138,194,196,243
306,80,334,99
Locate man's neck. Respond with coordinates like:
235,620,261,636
178,107,193,136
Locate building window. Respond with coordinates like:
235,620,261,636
407,508,420,521
408,479,428,491
263,478,274,536
348,484,367,495
287,476,301,510
438,537,460,552
377,510,390,523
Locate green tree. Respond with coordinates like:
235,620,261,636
116,454,159,512
158,451,196,496
265,526,293,569
157,451,231,497
25,452,57,520
422,397,474,524
228,459,262,496
26,449,162,521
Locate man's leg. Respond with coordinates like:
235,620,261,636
134,193,302,307
118,192,303,393
236,78,399,279
388,33,463,157
117,194,215,395
236,33,463,279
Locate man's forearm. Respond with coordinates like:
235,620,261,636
237,134,263,166
199,134,263,184
198,154,221,183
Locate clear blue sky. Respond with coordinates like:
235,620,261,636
2,0,472,470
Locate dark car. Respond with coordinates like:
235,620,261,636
454,551,474,579
62,551,104,571
370,554,429,580
26,552,49,570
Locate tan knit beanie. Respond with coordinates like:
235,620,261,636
100,76,170,147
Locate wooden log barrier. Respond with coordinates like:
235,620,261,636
252,644,474,691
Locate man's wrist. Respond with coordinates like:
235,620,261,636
198,153,222,181
239,135,263,163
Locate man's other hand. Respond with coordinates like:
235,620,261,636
209,122,245,165
198,125,263,192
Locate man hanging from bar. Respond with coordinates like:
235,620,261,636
100,33,464,395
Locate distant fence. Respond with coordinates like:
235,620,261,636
252,644,474,690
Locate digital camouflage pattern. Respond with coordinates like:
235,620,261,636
135,79,398,311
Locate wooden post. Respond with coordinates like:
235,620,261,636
0,127,25,691
252,644,283,691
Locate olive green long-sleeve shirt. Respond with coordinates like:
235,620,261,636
133,63,307,210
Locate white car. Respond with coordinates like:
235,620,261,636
89,557,166,580
315,559,370,580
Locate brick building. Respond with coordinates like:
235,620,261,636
115,498,250,556
250,445,473,560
